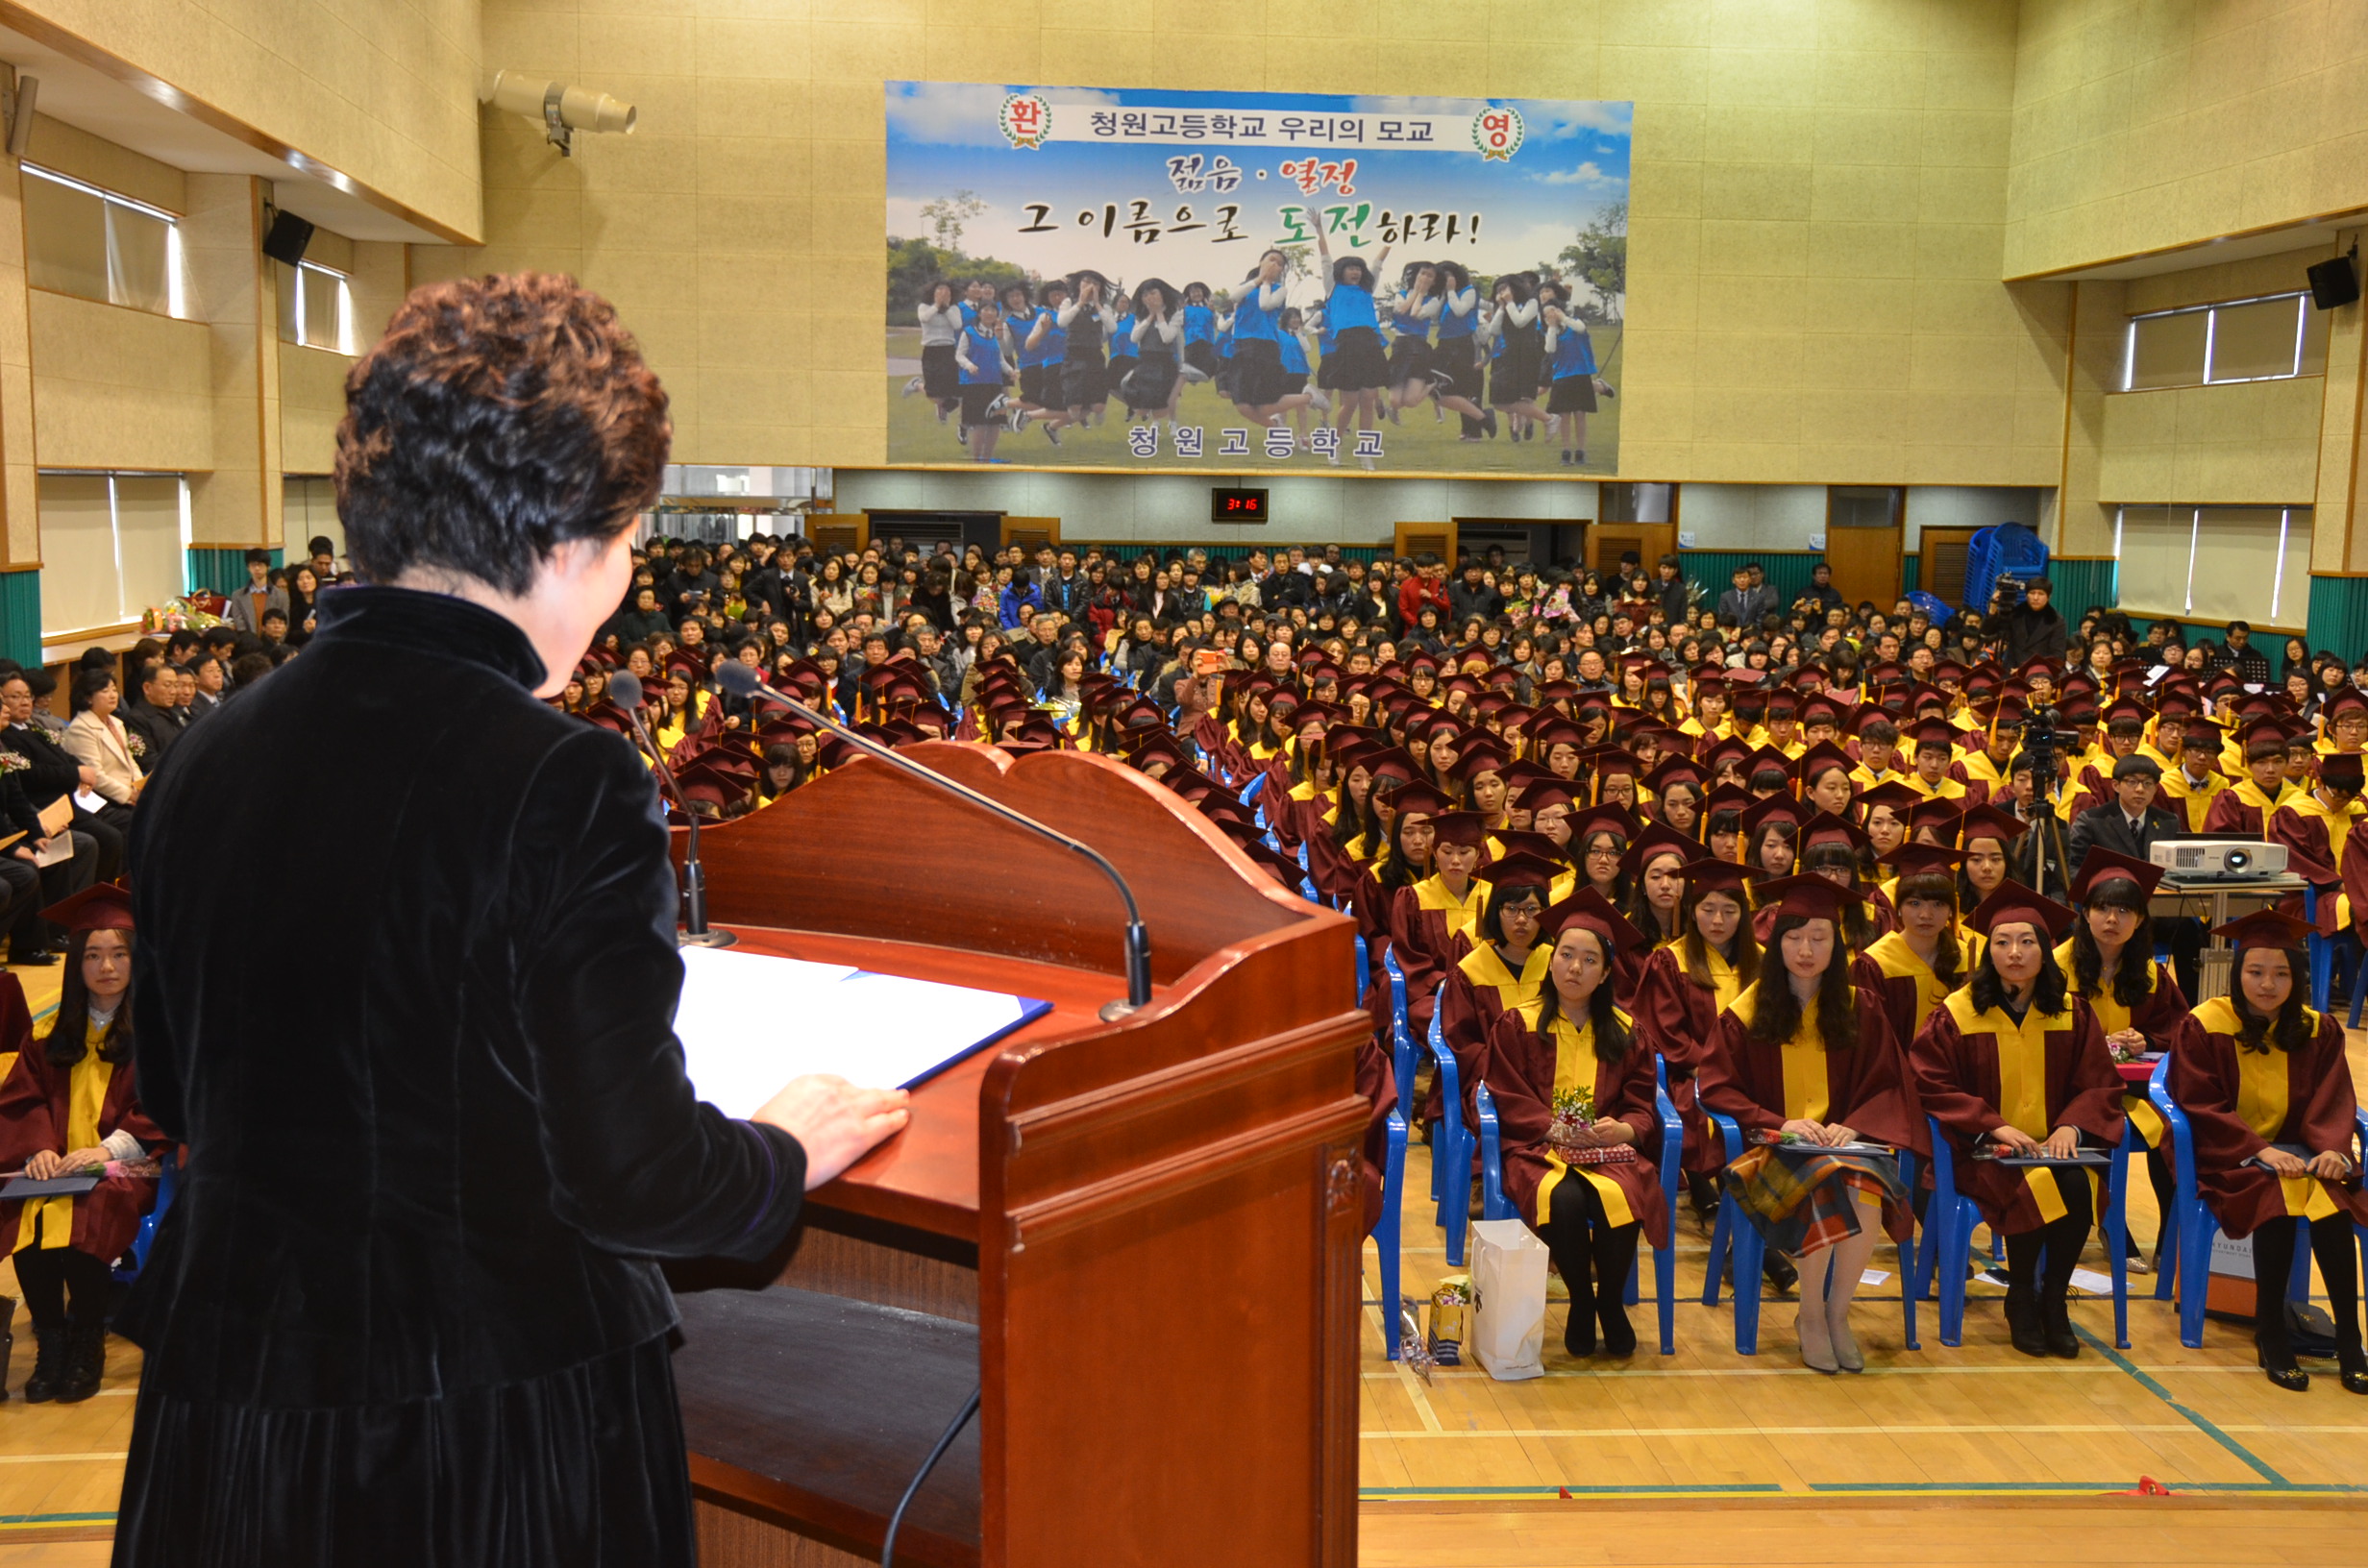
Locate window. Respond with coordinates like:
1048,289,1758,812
2113,503,2311,627
21,165,180,316
277,259,352,353
2122,292,2330,391
37,472,190,639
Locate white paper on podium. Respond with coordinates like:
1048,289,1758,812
673,944,1050,1117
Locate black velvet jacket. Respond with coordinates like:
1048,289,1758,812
125,586,806,1407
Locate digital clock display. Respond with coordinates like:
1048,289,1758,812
1211,487,1269,523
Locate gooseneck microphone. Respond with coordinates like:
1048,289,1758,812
712,660,1153,1019
605,669,732,948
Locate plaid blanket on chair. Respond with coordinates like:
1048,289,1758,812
1723,1142,1908,1259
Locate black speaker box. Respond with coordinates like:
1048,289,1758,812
2306,252,2358,311
261,209,314,268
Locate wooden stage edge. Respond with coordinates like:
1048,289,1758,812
1361,1494,2368,1515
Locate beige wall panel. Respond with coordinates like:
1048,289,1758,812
416,0,2064,487
2009,0,2368,276
20,114,185,212
0,115,33,566
278,340,351,475
12,0,483,242
182,173,280,547
2096,377,2325,507
30,290,212,471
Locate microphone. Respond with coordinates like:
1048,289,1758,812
605,669,732,949
713,659,1152,1019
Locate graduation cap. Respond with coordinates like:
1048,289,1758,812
675,755,753,811
1391,782,1454,821
1567,801,1640,847
1448,738,1512,782
1799,810,1871,854
1794,739,1857,787
1965,880,2076,942
1477,850,1565,894
1954,802,2028,849
1886,843,1965,882
2211,907,2316,951
1701,782,1753,818
1746,873,1857,924
1857,779,1921,821
1128,732,1187,775
1365,747,1421,786
1531,718,1587,755
1678,858,1754,899
1797,693,1846,731
2241,717,2290,758
1644,754,1705,796
1516,780,1580,816
39,881,132,933
1909,718,1960,753
1702,737,1755,778
2179,716,2226,751
2321,751,2366,793
1620,821,1700,877
1591,747,1644,783
1533,678,1580,707
1539,887,1649,955
2067,845,2164,905
2324,688,2368,725
1907,799,1964,841
1430,810,1492,848
1239,839,1299,886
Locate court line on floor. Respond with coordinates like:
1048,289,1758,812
1359,1480,2368,1501
1358,1362,2251,1379
2073,1323,2284,1486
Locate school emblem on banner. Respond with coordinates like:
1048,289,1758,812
1472,105,1524,161
999,93,1051,150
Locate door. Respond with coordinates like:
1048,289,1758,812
807,512,870,555
1917,525,1980,612
1825,487,1902,607
1587,522,1674,579
1394,522,1456,563
1001,514,1060,553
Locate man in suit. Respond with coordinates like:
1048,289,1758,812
2067,751,2201,997
119,658,188,771
1714,563,1777,629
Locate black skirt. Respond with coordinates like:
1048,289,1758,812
1431,339,1482,401
1231,337,1283,406
1183,339,1219,379
920,341,960,401
1386,333,1433,387
113,1335,694,1568
1491,331,1542,406
1547,374,1599,414
1119,351,1178,410
959,381,1002,424
1020,362,1062,407
1062,352,1105,406
1320,325,1389,391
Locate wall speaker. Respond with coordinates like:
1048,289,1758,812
261,209,314,268
2306,250,2359,311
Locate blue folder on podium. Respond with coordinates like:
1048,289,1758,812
673,944,1052,1118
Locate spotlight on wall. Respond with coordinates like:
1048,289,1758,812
5,73,37,161
485,70,636,159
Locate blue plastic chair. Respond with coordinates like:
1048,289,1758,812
110,1148,179,1286
1915,1115,2132,1349
1353,934,1370,1005
2306,886,2332,1013
1427,1007,1472,1265
1475,1076,1685,1355
1701,1112,1921,1355
1383,949,1418,1124
1375,1108,1408,1361
2152,1058,2368,1349
1242,771,1268,805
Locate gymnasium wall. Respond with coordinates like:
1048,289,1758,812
419,0,2070,488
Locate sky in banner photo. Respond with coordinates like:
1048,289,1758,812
886,83,1630,478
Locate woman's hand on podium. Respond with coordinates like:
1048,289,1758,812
756,1074,912,1189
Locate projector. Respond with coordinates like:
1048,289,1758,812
2150,840,2289,880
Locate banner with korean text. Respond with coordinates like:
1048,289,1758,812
886,83,1630,477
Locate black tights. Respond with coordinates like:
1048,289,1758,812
1542,1177,1641,1354
2251,1215,2363,1355
2001,1170,2095,1300
12,1244,109,1335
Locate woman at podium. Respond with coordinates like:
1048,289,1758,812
112,275,909,1568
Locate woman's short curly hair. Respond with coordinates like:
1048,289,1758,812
334,274,669,595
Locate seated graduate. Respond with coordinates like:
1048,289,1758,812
1430,852,1559,1139
1479,889,1669,1359
2166,909,2368,1394
1382,803,1491,1033
1700,874,1920,1373
1853,844,1968,1050
1910,883,2125,1360
0,885,162,1404
2059,847,2188,1274
1631,858,1764,1237
1616,824,1696,1004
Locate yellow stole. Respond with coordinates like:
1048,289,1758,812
15,1023,112,1254
2194,996,2340,1221
1726,981,1831,1121
2055,935,2167,1144
1412,874,1489,943
1525,1000,1638,1226
1459,943,1550,1012
1863,931,1952,1041
1942,988,2084,1222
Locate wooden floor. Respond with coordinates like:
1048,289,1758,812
1,951,2361,1565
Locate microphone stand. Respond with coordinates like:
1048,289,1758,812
608,671,734,949
720,667,1153,1019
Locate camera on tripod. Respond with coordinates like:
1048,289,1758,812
2012,703,2084,811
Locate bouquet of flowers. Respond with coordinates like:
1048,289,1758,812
1549,1085,1635,1165
141,595,226,634
0,750,27,775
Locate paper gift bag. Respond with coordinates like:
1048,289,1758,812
1468,1218,1547,1381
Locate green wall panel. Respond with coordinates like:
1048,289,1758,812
2043,558,2118,619
2306,576,2368,661
188,547,282,596
1672,551,1822,615
0,570,37,667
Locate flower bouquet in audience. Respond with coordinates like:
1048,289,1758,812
142,595,226,634
1548,1085,1633,1166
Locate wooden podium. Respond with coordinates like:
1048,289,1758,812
664,743,1371,1567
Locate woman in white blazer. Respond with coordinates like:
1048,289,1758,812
61,670,144,811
